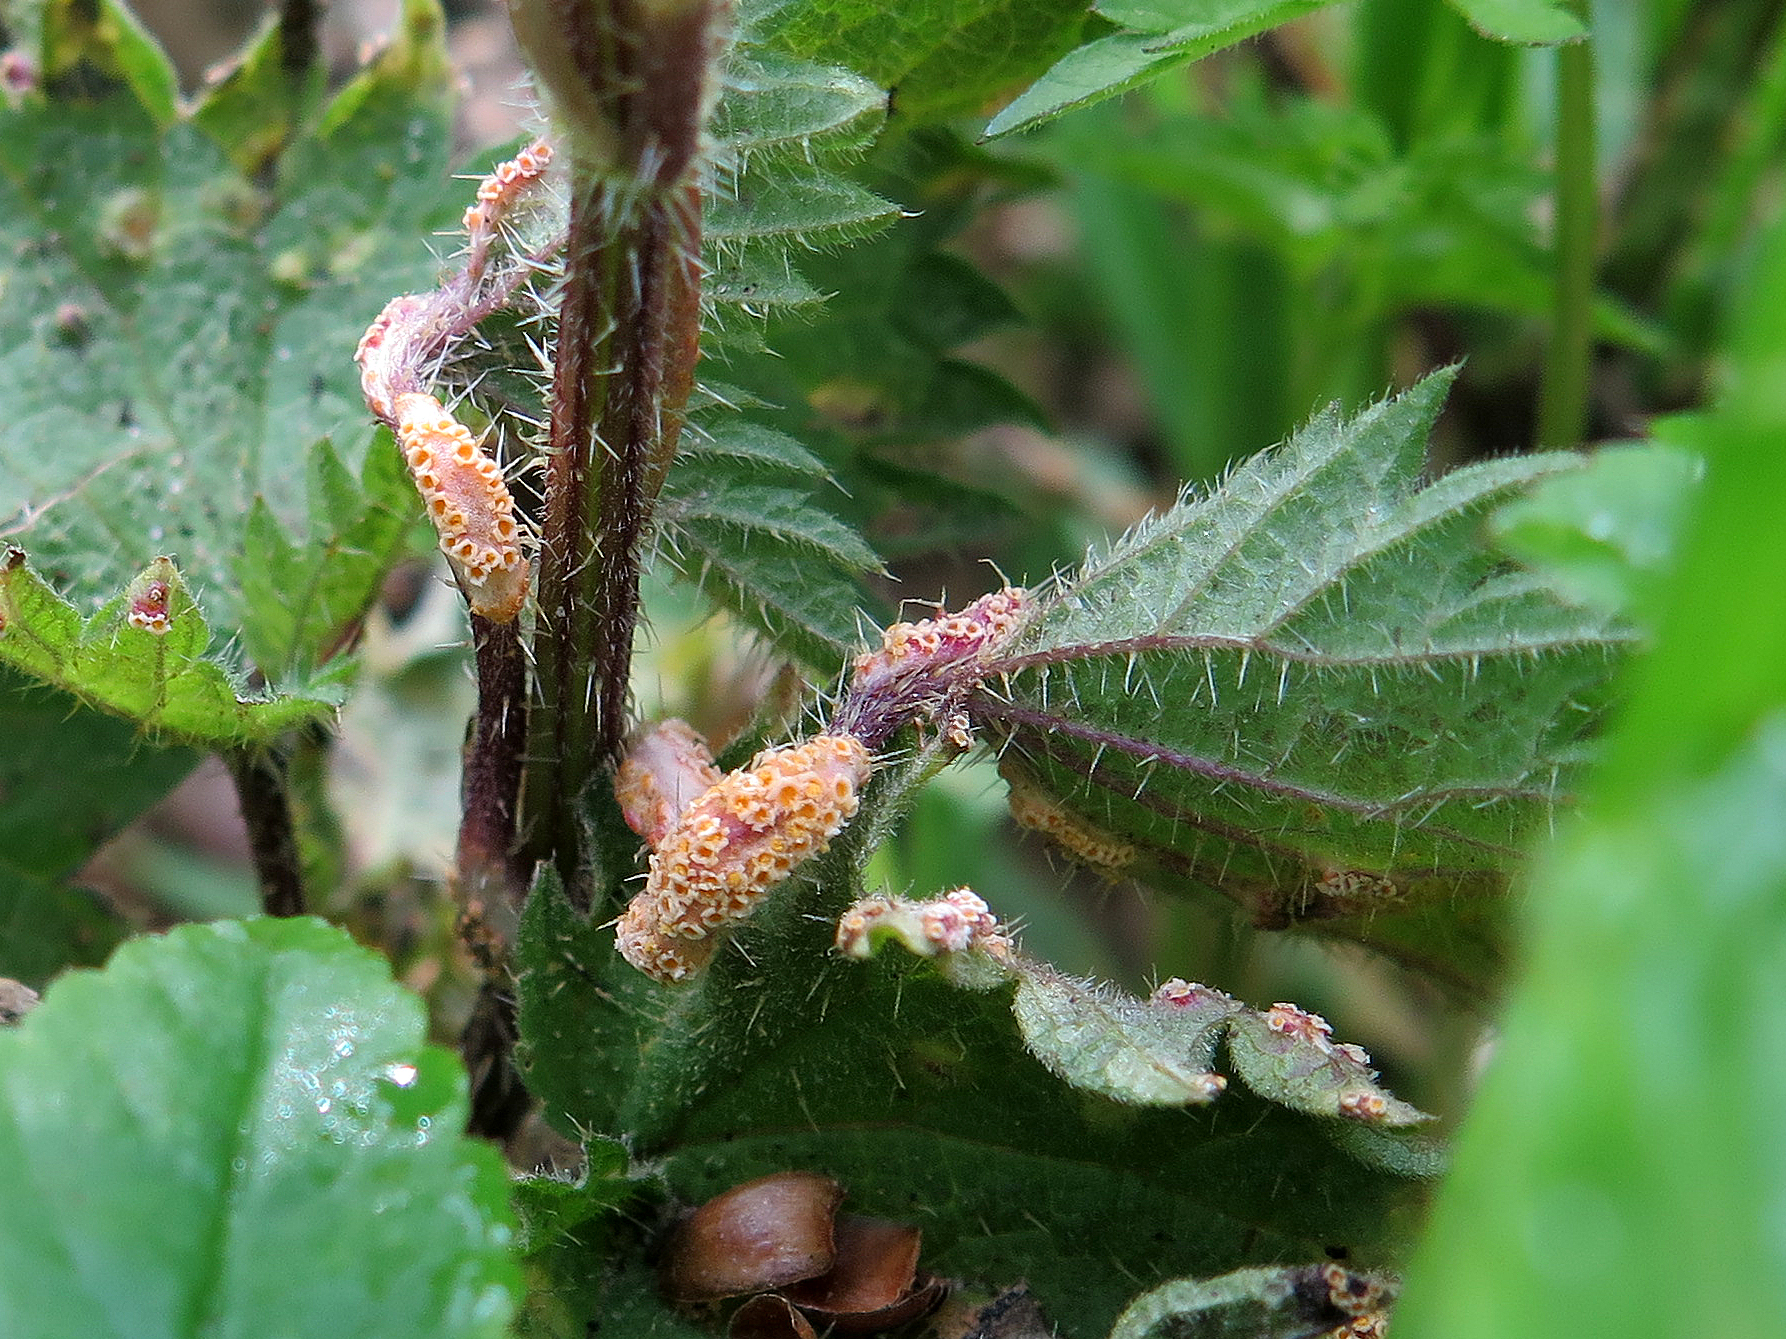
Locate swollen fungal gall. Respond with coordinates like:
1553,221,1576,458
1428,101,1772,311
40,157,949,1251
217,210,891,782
835,888,1014,962
616,718,723,848
1263,1000,1335,1046
1006,784,1136,876
126,579,172,634
462,140,553,238
393,392,528,622
354,293,427,424
617,735,874,984
851,588,1029,692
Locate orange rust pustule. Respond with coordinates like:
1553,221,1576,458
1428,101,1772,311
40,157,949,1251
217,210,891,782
392,392,527,622
462,140,553,237
618,735,873,983
616,718,723,848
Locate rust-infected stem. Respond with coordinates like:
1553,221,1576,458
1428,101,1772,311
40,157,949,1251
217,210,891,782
459,613,530,910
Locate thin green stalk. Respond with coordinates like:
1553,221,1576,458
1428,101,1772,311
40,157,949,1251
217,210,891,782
1537,6,1597,449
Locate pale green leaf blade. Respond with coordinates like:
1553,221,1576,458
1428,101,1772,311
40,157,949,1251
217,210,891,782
971,370,1631,993
1395,198,1786,1339
0,916,519,1339
0,553,334,746
985,32,1184,139
1491,439,1700,625
1442,0,1587,44
984,2,1341,138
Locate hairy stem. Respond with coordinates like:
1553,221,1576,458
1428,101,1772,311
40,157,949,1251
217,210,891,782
459,614,530,910
514,0,724,898
226,747,305,917
1537,6,1597,448
527,184,703,897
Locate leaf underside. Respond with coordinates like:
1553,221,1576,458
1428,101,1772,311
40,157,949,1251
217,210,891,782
970,369,1629,994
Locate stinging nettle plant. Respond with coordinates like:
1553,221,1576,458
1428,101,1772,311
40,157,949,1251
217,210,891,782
10,0,1760,1335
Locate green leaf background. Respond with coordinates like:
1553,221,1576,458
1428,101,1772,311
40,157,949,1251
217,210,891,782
0,916,519,1339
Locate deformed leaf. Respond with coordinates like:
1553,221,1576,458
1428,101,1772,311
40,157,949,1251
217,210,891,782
0,551,334,746
1225,1009,1429,1127
969,369,1631,994
1012,969,1233,1106
1109,1264,1397,1339
0,916,519,1339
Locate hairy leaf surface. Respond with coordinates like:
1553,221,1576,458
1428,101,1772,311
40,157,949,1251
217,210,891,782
744,0,1092,125
972,369,1630,993
0,917,519,1339
518,762,1432,1339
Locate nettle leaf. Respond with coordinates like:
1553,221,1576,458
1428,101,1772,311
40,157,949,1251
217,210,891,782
986,1,1343,139
743,0,1093,126
970,369,1631,995
0,666,197,985
0,550,334,745
705,46,895,357
518,764,1432,1339
235,433,421,685
657,428,879,664
0,917,519,1339
0,0,453,706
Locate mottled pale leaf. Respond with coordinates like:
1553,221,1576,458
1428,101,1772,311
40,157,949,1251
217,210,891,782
0,917,519,1339
970,369,1630,994
1110,1265,1397,1339
1011,970,1235,1106
0,0,457,687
